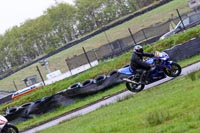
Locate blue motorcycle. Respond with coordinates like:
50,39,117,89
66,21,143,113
118,51,182,92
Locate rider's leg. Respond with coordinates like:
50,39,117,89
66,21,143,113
139,67,153,84
139,70,147,84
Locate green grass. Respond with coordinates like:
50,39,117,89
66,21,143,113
37,71,200,133
17,84,125,131
1,0,200,131
1,24,200,131
13,53,200,132
1,25,200,132
0,0,190,91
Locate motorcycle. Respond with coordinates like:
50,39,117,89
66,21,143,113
0,115,18,133
118,51,182,92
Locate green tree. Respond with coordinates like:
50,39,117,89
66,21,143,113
46,3,76,43
75,0,105,34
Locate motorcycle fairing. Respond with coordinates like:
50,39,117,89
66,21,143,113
118,66,135,75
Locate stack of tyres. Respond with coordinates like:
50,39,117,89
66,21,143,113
50,91,75,106
65,82,83,97
106,70,123,86
38,95,60,113
4,66,133,122
18,102,34,118
76,79,97,96
25,97,51,116
5,102,34,121
92,74,108,92
25,95,58,117
5,107,22,121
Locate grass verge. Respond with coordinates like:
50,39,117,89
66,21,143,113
37,69,200,133
15,53,200,131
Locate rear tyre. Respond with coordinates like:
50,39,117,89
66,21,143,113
125,76,145,92
164,62,181,77
2,124,19,133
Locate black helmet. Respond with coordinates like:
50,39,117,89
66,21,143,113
133,45,143,54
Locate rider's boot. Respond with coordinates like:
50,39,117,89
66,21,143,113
139,70,147,85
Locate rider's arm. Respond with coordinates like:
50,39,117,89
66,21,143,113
134,57,151,70
143,52,154,57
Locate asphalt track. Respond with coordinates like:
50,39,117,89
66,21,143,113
0,92,11,99
22,61,200,133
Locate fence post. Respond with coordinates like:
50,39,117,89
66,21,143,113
128,28,137,45
36,66,45,86
176,9,186,30
65,59,72,75
13,80,18,91
82,47,92,67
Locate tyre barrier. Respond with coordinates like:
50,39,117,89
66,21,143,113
92,74,111,92
18,102,34,118
82,79,94,87
25,99,46,116
93,75,107,85
6,107,18,115
40,95,60,113
107,70,119,77
51,91,74,106
75,79,98,96
5,107,21,121
106,70,124,85
5,102,34,121
54,92,75,106
65,82,83,97
4,67,129,122
23,95,57,117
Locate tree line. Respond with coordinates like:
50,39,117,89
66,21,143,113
0,0,157,73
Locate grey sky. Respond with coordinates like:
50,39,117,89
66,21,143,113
0,0,74,35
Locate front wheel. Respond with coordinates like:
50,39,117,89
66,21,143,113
2,124,19,133
125,76,145,92
164,62,182,77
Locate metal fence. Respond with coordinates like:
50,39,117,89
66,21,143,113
66,9,198,71
65,17,173,69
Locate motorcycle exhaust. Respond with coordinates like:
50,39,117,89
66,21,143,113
122,78,139,84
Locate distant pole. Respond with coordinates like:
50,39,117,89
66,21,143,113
65,59,72,75
82,47,92,67
13,80,18,91
36,66,45,86
176,9,186,30
128,28,137,45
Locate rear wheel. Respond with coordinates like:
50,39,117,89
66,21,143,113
2,124,19,133
125,76,145,92
164,62,182,77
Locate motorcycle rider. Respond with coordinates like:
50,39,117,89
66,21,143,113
130,45,154,84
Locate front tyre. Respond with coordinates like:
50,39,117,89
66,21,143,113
2,124,19,133
164,62,182,77
125,76,145,92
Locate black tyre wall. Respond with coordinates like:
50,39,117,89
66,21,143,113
65,82,83,97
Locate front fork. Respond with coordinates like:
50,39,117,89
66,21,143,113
164,61,173,73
